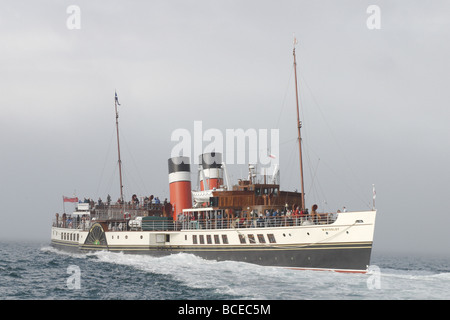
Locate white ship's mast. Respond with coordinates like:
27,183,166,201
293,37,306,211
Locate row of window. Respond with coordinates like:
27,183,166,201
61,232,79,242
58,232,277,245
192,233,276,245
192,234,227,245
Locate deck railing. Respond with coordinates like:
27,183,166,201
52,212,338,232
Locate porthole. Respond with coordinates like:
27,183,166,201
125,235,128,239
140,235,143,239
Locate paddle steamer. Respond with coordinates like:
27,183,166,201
50,44,377,273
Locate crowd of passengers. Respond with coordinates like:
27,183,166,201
53,203,340,230
176,204,338,230
53,213,90,229
94,194,168,210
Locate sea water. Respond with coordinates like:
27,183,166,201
1,241,450,300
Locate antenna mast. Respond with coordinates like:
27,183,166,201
293,37,306,211
115,91,124,203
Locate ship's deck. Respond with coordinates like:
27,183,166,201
53,207,338,232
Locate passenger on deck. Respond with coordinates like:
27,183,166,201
300,207,309,225
286,209,293,226
311,204,319,224
217,211,223,229
272,210,279,227
257,214,265,228
265,210,271,227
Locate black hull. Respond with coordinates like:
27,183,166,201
51,240,372,272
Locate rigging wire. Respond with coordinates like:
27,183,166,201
119,127,150,198
104,161,119,201
275,67,294,129
95,126,117,199
298,72,370,208
275,48,370,210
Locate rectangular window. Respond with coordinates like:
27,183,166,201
248,234,256,244
221,234,229,244
199,235,205,244
267,234,276,243
257,234,266,243
192,235,198,244
214,234,220,244
206,235,212,244
239,234,246,244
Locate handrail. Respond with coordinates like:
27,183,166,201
52,212,338,232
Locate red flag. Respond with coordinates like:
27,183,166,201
63,196,79,203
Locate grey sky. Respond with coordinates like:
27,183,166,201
1,1,449,256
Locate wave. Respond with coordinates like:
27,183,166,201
40,245,87,258
41,247,450,299
81,250,367,299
